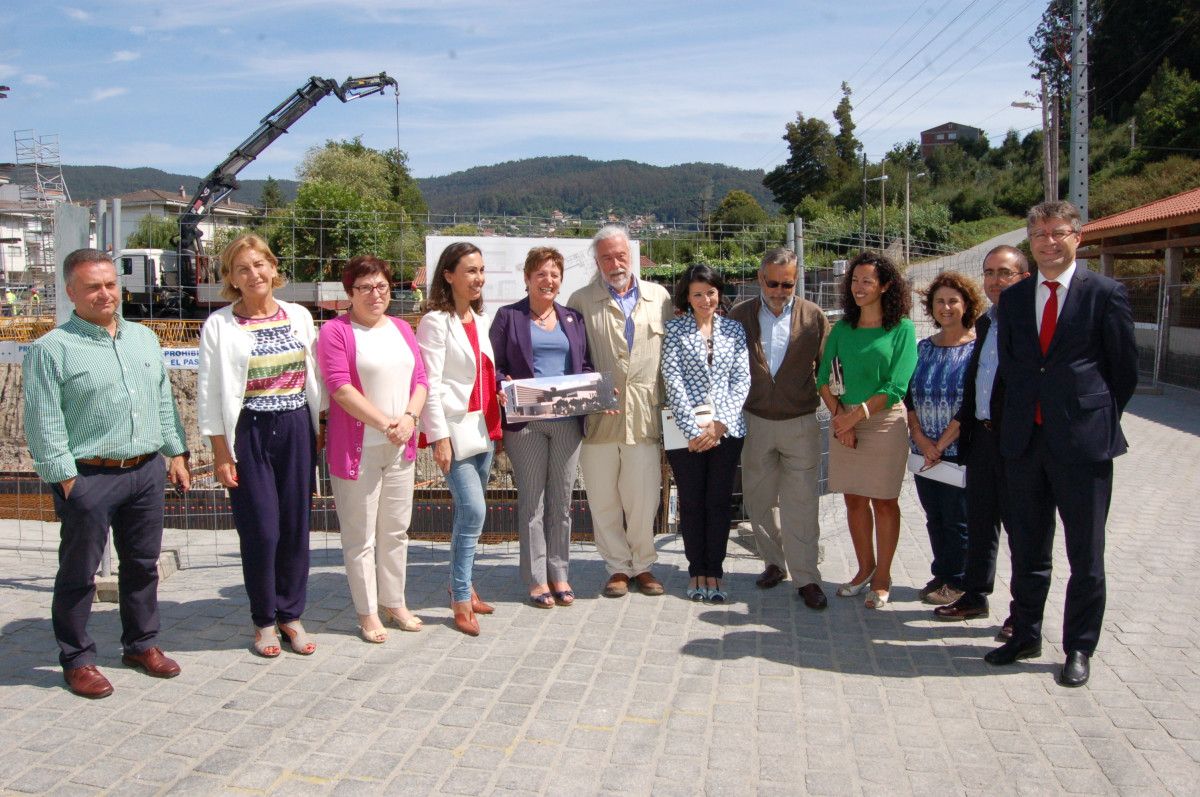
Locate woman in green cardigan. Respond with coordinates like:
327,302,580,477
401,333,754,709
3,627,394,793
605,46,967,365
817,252,918,609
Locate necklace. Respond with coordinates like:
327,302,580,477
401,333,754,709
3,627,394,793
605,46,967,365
532,306,555,328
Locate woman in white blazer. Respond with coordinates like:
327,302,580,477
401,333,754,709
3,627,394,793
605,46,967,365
197,234,324,658
417,242,503,636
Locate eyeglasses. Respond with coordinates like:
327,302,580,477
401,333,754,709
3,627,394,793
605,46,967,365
1030,228,1077,243
763,280,795,290
982,268,1020,279
353,283,390,295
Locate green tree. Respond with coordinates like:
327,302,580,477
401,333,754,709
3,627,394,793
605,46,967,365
260,176,284,211
763,113,839,211
1093,0,1200,122
707,190,769,238
267,181,398,282
832,82,860,173
298,137,393,202
125,214,179,248
1133,60,1200,154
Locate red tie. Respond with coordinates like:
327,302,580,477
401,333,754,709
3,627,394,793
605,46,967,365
1035,280,1059,424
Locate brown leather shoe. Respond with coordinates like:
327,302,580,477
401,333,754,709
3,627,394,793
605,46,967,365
797,582,828,610
633,572,664,596
602,573,630,598
121,647,181,678
64,665,114,699
470,588,494,615
933,596,988,620
452,600,480,636
755,564,787,589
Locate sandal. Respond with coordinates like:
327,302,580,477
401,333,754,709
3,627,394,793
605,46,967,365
529,592,555,609
358,625,388,644
865,583,891,609
836,568,876,597
278,620,316,655
551,589,575,606
706,582,728,603
382,608,423,632
252,624,281,658
686,586,706,601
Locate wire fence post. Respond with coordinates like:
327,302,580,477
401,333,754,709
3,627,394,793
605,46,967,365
796,215,805,300
1155,278,1170,387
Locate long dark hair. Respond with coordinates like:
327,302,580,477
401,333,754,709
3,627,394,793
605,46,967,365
841,251,910,330
673,263,728,314
426,242,483,313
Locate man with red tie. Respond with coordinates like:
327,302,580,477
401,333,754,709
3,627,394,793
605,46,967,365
986,201,1137,687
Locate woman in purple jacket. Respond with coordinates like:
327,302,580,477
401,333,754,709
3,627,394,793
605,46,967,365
489,247,592,608
318,255,429,643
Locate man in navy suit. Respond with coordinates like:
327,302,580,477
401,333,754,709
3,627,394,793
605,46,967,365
934,245,1029,636
985,200,1138,687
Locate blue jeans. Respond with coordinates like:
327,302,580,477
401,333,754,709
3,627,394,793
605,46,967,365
445,444,494,602
914,474,968,589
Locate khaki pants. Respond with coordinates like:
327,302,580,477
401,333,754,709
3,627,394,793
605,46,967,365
330,443,416,616
579,440,661,577
741,412,822,585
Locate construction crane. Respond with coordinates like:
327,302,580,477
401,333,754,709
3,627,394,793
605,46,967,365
175,72,398,301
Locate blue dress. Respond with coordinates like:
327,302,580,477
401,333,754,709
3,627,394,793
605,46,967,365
907,337,975,462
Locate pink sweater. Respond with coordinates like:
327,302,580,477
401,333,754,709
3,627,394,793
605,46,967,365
317,314,429,480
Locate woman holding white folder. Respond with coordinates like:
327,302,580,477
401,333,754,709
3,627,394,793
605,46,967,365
904,271,983,607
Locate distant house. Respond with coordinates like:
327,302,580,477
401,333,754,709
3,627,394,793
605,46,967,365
114,188,257,251
920,122,984,160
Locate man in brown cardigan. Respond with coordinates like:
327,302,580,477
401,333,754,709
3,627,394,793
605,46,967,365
728,248,830,609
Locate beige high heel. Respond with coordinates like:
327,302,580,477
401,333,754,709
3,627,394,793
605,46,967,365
278,620,316,654
383,608,424,632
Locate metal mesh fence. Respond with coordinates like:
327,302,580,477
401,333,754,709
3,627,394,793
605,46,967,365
0,210,1000,567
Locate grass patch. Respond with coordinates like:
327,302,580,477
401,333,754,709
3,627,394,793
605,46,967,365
948,216,1024,250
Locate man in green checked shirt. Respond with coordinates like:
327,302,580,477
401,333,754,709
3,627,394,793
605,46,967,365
23,249,191,699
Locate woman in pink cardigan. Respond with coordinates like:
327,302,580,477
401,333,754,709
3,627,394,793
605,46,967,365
317,255,429,643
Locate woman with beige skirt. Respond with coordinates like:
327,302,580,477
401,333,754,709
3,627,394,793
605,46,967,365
817,252,918,609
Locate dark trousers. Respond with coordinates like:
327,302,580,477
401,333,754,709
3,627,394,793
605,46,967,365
666,436,744,579
914,474,968,588
228,407,315,628
1005,427,1112,655
960,424,1014,613
51,456,165,669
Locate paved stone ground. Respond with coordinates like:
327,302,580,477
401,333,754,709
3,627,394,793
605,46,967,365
0,387,1197,796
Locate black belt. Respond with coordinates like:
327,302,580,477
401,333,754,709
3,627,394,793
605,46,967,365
76,453,156,469
979,420,995,432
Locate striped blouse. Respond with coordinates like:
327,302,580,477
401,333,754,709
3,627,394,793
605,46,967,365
236,306,307,413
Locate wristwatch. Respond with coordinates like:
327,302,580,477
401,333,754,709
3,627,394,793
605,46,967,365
404,411,419,424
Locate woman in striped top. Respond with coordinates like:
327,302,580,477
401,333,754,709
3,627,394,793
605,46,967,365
198,235,324,658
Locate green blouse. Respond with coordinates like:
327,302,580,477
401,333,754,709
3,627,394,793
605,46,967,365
816,317,918,407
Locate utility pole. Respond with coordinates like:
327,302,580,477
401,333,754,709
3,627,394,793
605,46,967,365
1040,73,1054,202
863,169,889,252
1069,0,1088,220
904,170,926,268
859,153,868,250
879,163,887,250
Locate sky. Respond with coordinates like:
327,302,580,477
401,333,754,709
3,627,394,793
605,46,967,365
0,1,1050,184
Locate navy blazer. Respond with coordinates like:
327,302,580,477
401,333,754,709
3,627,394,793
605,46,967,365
996,265,1138,463
489,296,593,431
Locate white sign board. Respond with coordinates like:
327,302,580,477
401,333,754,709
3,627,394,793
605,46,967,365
1,341,199,371
424,236,641,318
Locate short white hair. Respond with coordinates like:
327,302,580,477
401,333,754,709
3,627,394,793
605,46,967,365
590,224,630,267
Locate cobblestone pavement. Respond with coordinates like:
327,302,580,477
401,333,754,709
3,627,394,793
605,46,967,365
0,387,1197,796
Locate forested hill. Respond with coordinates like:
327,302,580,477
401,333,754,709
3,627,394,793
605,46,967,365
61,166,299,207
415,156,777,221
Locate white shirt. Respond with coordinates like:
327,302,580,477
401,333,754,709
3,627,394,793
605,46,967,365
1035,261,1076,331
352,320,414,447
757,297,794,378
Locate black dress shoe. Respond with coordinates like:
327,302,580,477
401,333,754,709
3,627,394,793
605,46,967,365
1059,651,1090,687
756,564,786,589
933,595,988,620
984,639,1041,665
797,583,828,610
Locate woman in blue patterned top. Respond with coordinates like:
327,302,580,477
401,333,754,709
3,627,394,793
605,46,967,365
662,264,750,602
904,271,984,607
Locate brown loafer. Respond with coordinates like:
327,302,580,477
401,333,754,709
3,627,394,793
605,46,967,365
755,564,787,589
121,646,181,678
602,573,630,598
797,582,828,610
64,665,114,699
633,572,664,596
933,597,988,620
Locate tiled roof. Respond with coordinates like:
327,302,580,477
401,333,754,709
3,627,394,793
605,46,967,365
1083,187,1200,236
116,189,256,213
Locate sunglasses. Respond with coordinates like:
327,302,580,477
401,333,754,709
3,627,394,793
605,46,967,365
763,280,795,290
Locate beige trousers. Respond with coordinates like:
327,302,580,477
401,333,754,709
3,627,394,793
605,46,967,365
579,440,661,576
741,412,822,585
330,443,416,616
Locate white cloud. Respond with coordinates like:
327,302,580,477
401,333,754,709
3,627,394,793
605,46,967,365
130,25,146,35
87,87,129,103
23,73,50,87
64,7,90,22
111,50,140,63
